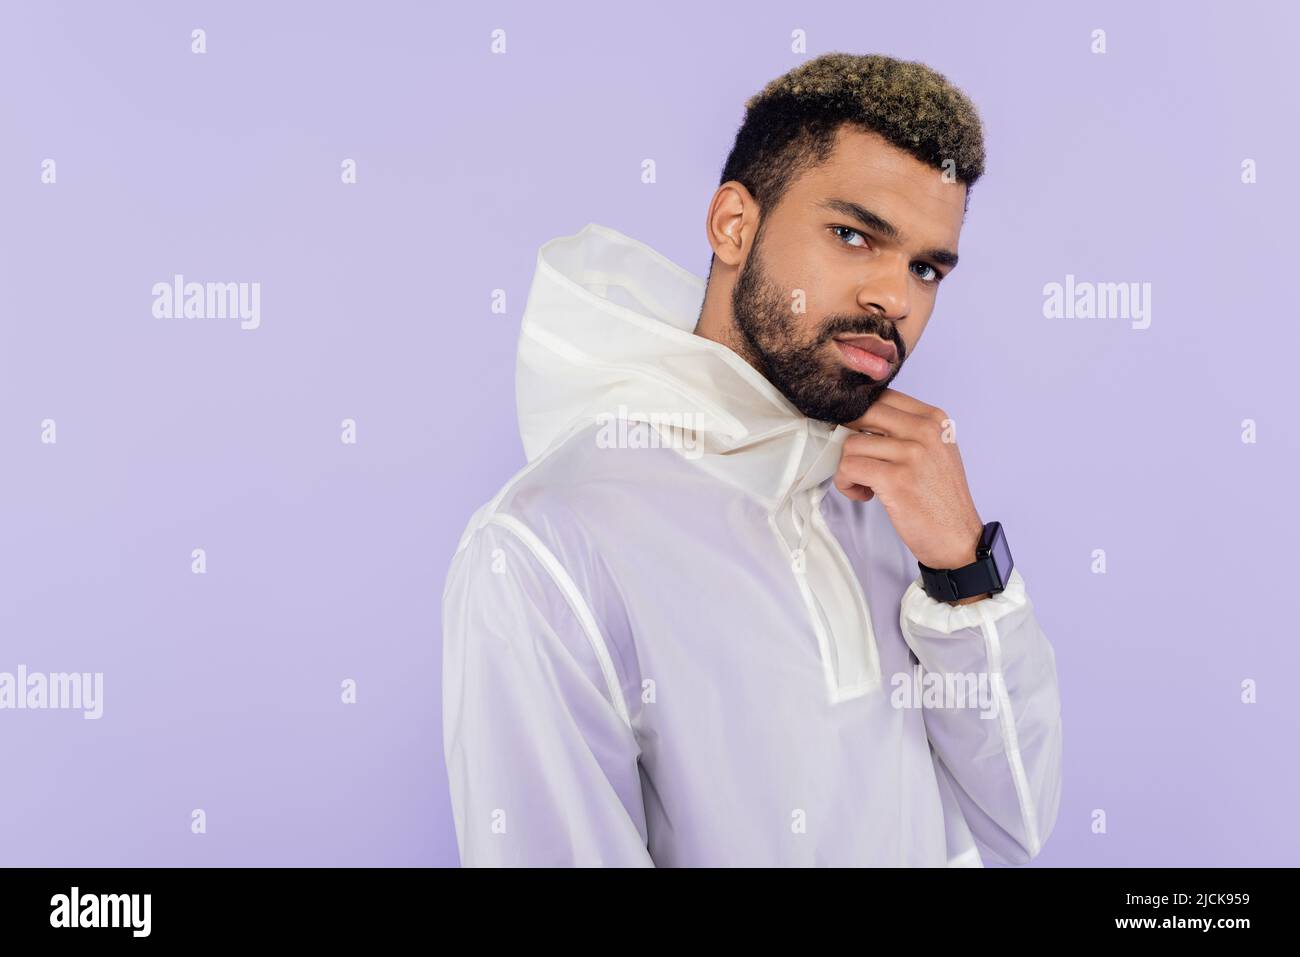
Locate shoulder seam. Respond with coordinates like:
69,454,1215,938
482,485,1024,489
483,512,633,729
455,420,595,553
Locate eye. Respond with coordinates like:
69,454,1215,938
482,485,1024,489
911,262,942,284
830,225,868,248
832,225,944,285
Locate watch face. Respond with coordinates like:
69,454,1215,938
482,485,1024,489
987,523,1012,586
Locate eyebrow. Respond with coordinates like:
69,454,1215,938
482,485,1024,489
819,198,960,269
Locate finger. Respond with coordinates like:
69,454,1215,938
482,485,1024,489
845,401,935,442
840,433,915,463
873,388,936,416
834,457,898,497
838,482,874,502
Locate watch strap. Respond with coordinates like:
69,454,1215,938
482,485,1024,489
917,521,1012,602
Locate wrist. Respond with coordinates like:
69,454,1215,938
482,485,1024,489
947,591,992,606
917,520,1013,605
925,521,984,571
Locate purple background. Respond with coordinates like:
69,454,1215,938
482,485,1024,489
2,0,1296,866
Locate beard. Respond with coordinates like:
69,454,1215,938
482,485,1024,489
729,235,907,425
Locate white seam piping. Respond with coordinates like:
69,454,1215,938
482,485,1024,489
769,504,878,705
810,497,882,695
454,417,598,554
978,602,1042,859
768,511,839,704
484,512,633,729
779,422,808,498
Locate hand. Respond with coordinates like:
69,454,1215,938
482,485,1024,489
835,388,986,591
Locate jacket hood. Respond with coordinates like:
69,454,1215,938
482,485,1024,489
515,222,853,507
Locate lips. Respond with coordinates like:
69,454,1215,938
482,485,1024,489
831,334,898,380
832,335,898,365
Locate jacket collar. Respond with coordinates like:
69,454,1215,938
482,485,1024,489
516,222,852,508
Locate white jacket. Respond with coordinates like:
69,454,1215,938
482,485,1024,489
442,222,1063,867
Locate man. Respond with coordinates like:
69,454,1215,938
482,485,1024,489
442,52,1063,866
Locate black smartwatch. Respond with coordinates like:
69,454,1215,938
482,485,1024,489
917,521,1013,603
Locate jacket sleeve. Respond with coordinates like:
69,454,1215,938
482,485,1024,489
898,567,1063,865
441,514,654,867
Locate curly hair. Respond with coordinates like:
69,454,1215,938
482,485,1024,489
718,52,986,225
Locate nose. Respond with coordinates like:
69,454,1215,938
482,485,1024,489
855,252,911,321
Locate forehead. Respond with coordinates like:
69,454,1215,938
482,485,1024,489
786,125,967,242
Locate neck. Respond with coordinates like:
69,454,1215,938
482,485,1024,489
693,263,758,371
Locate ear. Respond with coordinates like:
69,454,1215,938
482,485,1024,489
705,181,758,268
